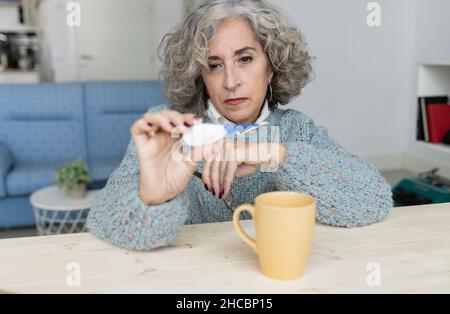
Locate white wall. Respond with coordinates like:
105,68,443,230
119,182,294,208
272,0,418,159
153,0,184,78
75,0,158,81
413,0,450,64
38,0,79,82
38,0,185,81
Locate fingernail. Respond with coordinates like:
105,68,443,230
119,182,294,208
184,122,193,128
204,183,209,191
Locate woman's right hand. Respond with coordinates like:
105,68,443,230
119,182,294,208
130,110,203,205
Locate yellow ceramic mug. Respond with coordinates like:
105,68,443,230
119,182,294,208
233,191,316,280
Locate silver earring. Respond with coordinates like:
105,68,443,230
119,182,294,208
267,84,273,102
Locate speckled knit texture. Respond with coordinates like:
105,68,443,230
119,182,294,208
86,105,393,251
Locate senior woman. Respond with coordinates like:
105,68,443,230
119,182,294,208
87,0,393,251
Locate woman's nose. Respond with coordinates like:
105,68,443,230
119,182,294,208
224,66,241,90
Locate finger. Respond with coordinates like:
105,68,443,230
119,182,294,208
183,112,202,126
202,160,212,192
222,161,237,200
130,118,153,137
210,160,221,198
211,142,226,198
164,110,192,135
130,119,153,145
219,160,227,195
142,112,175,135
219,141,234,197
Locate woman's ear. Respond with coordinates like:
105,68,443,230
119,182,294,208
268,67,274,84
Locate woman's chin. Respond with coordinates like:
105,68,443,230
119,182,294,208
221,106,257,125
228,115,253,125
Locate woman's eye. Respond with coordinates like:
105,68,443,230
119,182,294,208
240,56,253,63
208,64,220,71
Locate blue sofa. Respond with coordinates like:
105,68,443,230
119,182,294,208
0,81,167,229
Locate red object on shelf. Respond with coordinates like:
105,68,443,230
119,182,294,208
426,104,450,143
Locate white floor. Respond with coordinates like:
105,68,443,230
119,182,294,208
0,227,37,239
380,168,417,186
0,169,417,240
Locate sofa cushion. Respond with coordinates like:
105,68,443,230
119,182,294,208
83,81,167,164
0,196,36,228
6,162,64,197
0,143,13,198
0,83,87,165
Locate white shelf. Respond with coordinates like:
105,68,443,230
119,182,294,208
0,24,36,32
411,63,450,176
415,141,450,154
0,70,39,83
421,61,450,67
409,141,450,178
417,64,450,96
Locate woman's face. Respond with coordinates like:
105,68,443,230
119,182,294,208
201,17,274,125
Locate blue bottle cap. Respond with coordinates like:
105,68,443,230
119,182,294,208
225,124,258,136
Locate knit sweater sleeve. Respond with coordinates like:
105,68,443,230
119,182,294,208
86,107,190,251
271,110,393,228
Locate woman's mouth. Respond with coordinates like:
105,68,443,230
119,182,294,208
224,98,249,106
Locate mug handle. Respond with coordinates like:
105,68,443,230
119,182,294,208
233,204,257,253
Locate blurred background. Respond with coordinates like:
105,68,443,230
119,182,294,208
0,0,449,237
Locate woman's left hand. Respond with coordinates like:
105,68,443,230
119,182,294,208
200,140,287,199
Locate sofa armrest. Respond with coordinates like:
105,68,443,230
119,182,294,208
0,143,13,198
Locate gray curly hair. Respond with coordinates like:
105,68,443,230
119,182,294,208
158,0,314,116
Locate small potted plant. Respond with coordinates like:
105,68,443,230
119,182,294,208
55,159,91,199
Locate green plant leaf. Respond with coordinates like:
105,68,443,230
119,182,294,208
55,158,92,190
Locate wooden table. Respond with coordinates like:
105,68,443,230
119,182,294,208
1,203,449,293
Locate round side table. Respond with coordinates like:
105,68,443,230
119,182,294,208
30,186,99,236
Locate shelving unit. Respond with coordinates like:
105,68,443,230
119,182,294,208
411,63,450,175
415,141,450,154
417,63,450,96
0,0,40,83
